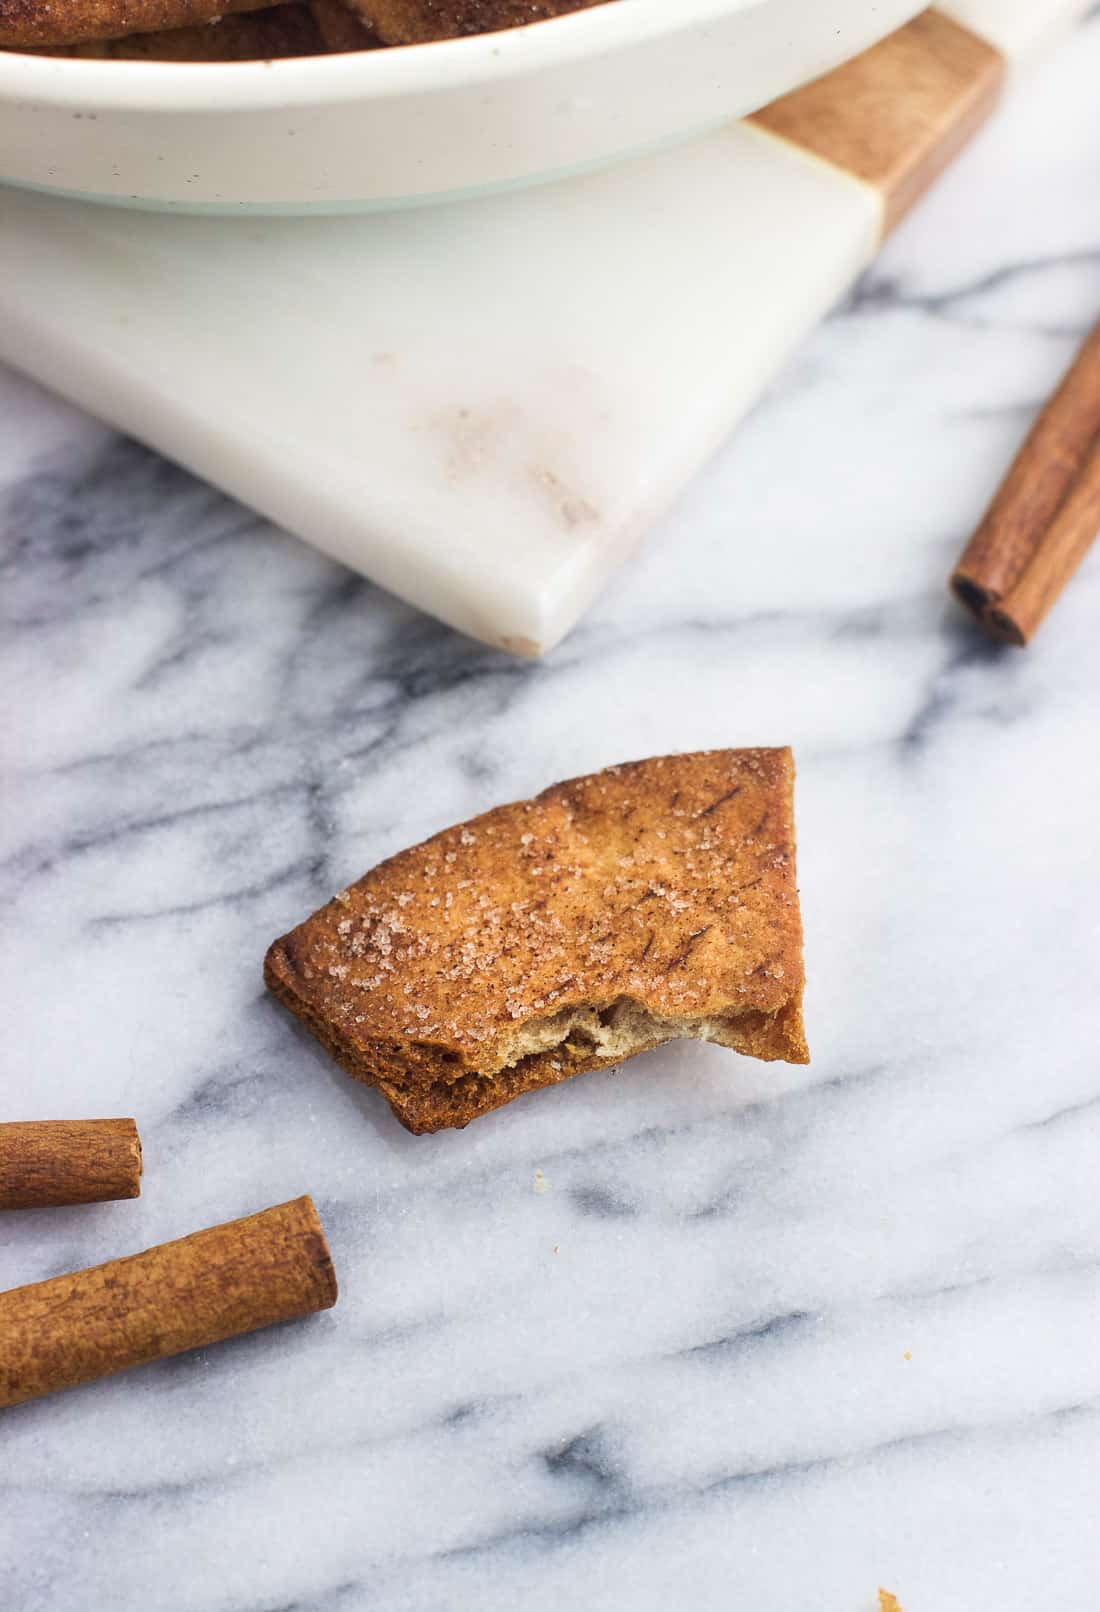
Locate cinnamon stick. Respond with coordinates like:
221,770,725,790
952,319,1100,642
986,433,1100,644
0,1119,142,1210
0,1196,337,1408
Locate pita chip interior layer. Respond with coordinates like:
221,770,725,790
265,749,808,1133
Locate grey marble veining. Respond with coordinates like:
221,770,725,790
3,21,1100,1612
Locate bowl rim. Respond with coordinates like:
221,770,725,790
0,0,769,110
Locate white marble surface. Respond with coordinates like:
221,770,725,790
3,17,1100,1610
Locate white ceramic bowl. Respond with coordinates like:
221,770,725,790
0,0,923,212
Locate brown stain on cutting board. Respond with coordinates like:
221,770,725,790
424,402,603,535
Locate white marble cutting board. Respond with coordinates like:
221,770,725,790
0,1,1086,653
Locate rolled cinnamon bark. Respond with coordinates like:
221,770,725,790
985,431,1100,643
952,319,1100,636
0,1195,337,1408
0,1119,142,1210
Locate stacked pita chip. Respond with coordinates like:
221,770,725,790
350,0,606,46
2,0,604,58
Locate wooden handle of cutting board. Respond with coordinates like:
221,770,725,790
750,9,1006,239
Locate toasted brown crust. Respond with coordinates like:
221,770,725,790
1,0,603,51
346,0,605,46
309,0,379,50
23,5,327,56
0,0,274,47
265,750,808,1134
